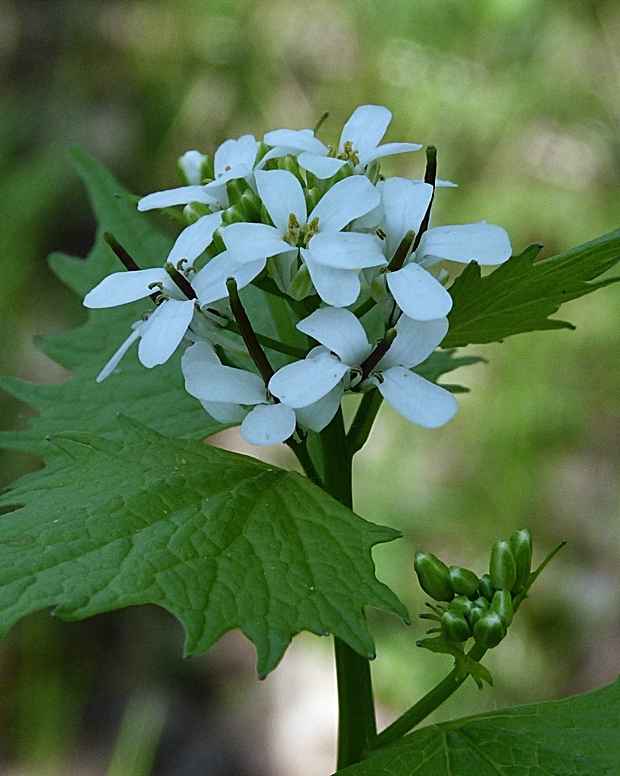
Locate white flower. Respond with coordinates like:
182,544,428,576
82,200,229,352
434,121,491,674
263,105,422,179
217,169,385,307
178,150,209,185
268,307,457,429
84,267,197,374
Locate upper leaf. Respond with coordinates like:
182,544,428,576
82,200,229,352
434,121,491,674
0,417,407,677
336,677,620,776
443,231,620,347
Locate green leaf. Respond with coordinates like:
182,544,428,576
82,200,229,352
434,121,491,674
0,417,407,677
337,678,620,776
413,349,485,393
0,149,226,459
443,231,620,348
416,636,493,689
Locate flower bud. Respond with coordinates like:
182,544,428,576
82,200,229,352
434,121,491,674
220,205,246,226
328,161,354,184
211,228,226,255
226,178,251,208
240,189,262,222
414,552,453,602
490,589,513,627
441,610,471,643
473,611,507,649
304,187,322,214
473,596,490,611
365,159,381,185
468,606,483,629
289,264,315,300
509,529,532,593
449,566,480,598
177,151,212,185
277,154,305,185
449,595,474,616
489,540,517,591
183,201,213,225
478,574,495,602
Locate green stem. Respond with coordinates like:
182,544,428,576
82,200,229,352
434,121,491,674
347,389,384,455
286,437,323,488
367,642,486,752
319,410,377,768
225,320,307,359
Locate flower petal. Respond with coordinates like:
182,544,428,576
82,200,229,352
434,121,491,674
193,251,266,305
241,402,297,445
178,151,208,185
416,222,513,268
339,105,391,157
138,186,214,211
296,384,344,432
183,358,266,404
182,340,220,367
378,316,449,370
201,401,248,424
359,141,422,167
307,231,386,270
298,153,347,179
84,268,168,308
255,169,307,233
310,175,381,232
263,128,328,156
138,299,195,367
297,307,371,365
213,134,258,176
375,366,458,428
269,352,349,408
167,211,223,267
223,222,290,262
96,323,142,382
302,252,361,307
386,263,453,321
382,178,433,259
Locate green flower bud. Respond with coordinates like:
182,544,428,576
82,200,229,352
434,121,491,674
365,159,381,185
260,203,275,227
226,178,251,208
478,574,495,602
449,566,480,598
201,155,215,182
441,610,471,643
473,611,507,649
277,154,305,185
176,152,213,185
327,161,354,184
509,529,532,593
489,540,517,591
220,205,246,226
211,228,226,255
289,264,315,301
414,552,453,602
240,189,262,222
473,596,490,611
183,201,213,225
304,187,322,214
490,589,513,627
468,606,483,629
449,595,474,616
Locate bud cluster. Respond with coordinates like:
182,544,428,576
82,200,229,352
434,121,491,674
414,529,533,651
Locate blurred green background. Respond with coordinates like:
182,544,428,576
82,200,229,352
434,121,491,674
1,0,620,774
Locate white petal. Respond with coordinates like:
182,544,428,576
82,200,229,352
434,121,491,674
416,223,513,268
382,178,433,259
241,403,297,446
167,212,223,267
378,316,449,370
297,307,371,365
183,359,266,404
138,186,214,211
310,175,381,232
214,134,258,175
269,352,349,408
193,251,266,305
359,141,422,167
223,222,290,262
179,151,207,185
83,268,168,308
201,401,248,424
386,263,453,321
138,299,195,367
302,251,362,307
340,105,391,157
255,169,307,233
376,366,458,428
298,153,347,179
307,231,386,270
263,129,328,156
295,384,344,432
182,340,220,368
96,324,142,382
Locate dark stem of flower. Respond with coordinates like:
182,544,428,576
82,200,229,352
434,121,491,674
359,328,397,380
164,263,197,300
226,277,275,386
103,231,161,304
411,145,437,252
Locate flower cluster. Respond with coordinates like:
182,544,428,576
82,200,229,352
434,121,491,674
84,105,512,446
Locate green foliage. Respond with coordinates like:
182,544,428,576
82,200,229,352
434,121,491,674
443,233,620,348
0,417,407,677
337,678,620,776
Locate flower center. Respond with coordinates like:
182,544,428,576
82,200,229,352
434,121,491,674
333,139,360,166
285,213,320,247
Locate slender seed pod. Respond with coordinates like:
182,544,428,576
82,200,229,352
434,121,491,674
449,566,480,598
449,595,474,617
240,189,262,222
509,529,533,593
414,552,454,602
490,589,513,627
489,540,517,591
478,574,495,602
473,611,507,649
441,610,471,643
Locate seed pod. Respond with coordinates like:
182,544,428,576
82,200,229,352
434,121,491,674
478,574,495,602
489,540,517,591
414,552,453,602
473,611,507,649
509,529,532,593
240,189,262,222
490,589,513,627
449,566,480,598
449,595,474,616
441,610,471,643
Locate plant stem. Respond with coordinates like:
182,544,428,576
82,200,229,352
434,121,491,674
366,642,486,752
347,389,384,455
319,410,377,769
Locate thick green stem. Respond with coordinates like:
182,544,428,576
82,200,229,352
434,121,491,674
347,389,384,455
319,410,377,769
